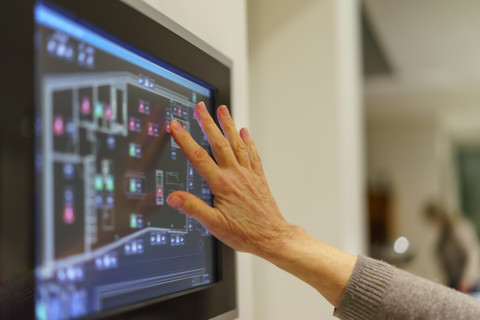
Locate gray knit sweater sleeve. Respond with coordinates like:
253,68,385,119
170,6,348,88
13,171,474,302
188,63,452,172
334,256,480,320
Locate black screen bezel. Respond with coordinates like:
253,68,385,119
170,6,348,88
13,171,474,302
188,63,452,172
0,1,236,319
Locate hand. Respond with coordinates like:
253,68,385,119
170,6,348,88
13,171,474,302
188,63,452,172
167,102,357,308
166,102,294,259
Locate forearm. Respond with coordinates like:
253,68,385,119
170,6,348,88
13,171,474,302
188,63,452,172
264,224,357,307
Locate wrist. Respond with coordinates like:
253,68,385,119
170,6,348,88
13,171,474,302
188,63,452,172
253,220,304,263
260,223,312,268
260,224,357,307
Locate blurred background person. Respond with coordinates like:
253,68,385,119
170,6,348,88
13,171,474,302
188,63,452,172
424,202,480,294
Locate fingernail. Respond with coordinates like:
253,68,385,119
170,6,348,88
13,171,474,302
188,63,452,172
171,120,181,130
241,127,249,137
167,194,182,208
220,105,229,116
195,103,203,118
199,101,207,111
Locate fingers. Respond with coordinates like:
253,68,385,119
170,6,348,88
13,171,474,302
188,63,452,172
170,119,219,183
167,191,223,233
217,105,251,169
240,128,264,175
194,102,237,167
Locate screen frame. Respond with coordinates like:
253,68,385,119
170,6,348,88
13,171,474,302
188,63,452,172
0,1,237,319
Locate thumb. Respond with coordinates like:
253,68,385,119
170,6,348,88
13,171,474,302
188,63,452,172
167,191,219,229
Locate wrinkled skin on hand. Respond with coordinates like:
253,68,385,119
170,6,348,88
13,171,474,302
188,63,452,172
167,102,294,259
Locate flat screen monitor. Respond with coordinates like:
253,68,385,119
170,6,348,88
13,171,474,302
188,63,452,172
0,1,236,319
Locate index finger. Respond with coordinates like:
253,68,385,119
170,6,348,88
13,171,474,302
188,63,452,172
170,119,219,183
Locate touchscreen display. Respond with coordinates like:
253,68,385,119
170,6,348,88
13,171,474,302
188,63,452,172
34,4,216,319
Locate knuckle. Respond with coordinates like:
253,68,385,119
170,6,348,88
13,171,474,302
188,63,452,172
252,151,262,163
213,137,230,151
193,147,209,162
251,152,265,173
232,140,247,153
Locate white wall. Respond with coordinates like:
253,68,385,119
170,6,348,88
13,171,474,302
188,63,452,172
248,0,365,319
137,1,253,319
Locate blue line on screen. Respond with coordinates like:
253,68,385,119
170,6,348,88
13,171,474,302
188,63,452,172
34,3,211,98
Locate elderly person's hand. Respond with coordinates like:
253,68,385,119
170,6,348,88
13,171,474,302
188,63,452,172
166,102,294,260
167,102,356,308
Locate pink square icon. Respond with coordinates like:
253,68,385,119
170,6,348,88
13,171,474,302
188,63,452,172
63,204,75,224
53,115,65,136
129,118,136,131
138,100,145,113
80,97,91,114
148,122,154,135
104,104,113,120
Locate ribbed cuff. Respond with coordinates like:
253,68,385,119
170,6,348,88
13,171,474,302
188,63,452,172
333,256,394,320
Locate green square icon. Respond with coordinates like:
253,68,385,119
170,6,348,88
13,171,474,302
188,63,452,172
129,143,136,157
130,179,136,193
130,214,137,228
95,102,104,118
105,175,114,191
35,301,47,320
95,174,103,190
